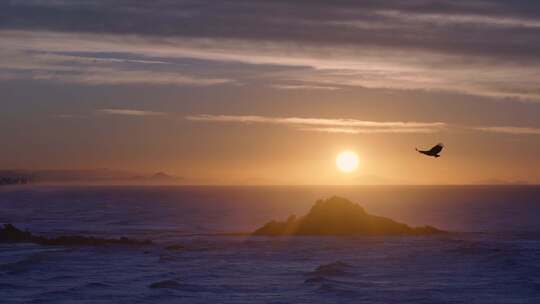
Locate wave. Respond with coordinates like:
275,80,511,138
148,280,204,292
306,261,352,277
0,252,50,275
449,241,503,255
0,283,20,289
302,261,360,296
84,282,112,288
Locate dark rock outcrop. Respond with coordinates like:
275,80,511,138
0,224,152,246
307,261,352,277
253,196,446,236
165,244,186,251
149,280,183,289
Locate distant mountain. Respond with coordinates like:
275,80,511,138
137,172,184,183
0,169,183,185
472,179,529,185
150,172,179,181
253,196,445,236
0,171,31,186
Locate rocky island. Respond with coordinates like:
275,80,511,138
0,224,152,246
253,196,445,236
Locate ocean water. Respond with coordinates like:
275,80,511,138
1,185,539,303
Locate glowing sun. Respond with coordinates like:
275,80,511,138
336,151,359,173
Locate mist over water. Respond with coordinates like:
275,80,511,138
1,185,540,303
1,185,539,234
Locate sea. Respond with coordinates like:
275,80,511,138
0,185,539,303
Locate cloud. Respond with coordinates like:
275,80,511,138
0,39,233,86
299,127,439,134
36,69,231,86
187,114,540,136
270,84,341,90
474,126,540,135
185,114,446,134
1,29,539,101
53,114,78,119
2,1,539,60
97,109,167,117
185,114,446,128
1,1,540,100
376,10,540,29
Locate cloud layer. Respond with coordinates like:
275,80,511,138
473,126,540,135
97,109,167,117
0,1,540,100
186,114,446,134
186,114,540,136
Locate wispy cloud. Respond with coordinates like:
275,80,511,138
0,29,539,100
0,42,233,86
1,1,540,100
474,126,540,135
297,127,363,134
376,10,540,29
98,109,167,117
270,84,341,90
53,114,77,119
185,114,446,134
299,127,439,134
187,114,540,136
186,114,446,128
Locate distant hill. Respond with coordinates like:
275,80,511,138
253,196,445,236
0,169,183,185
472,179,529,185
149,172,179,181
0,171,31,186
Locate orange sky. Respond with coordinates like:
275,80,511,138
1,1,540,185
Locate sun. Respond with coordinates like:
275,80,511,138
336,151,359,173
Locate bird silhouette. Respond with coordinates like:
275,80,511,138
416,143,444,158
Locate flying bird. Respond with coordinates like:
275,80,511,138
416,143,444,158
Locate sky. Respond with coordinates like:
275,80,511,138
1,0,540,185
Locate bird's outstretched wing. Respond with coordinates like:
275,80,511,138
428,143,444,154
